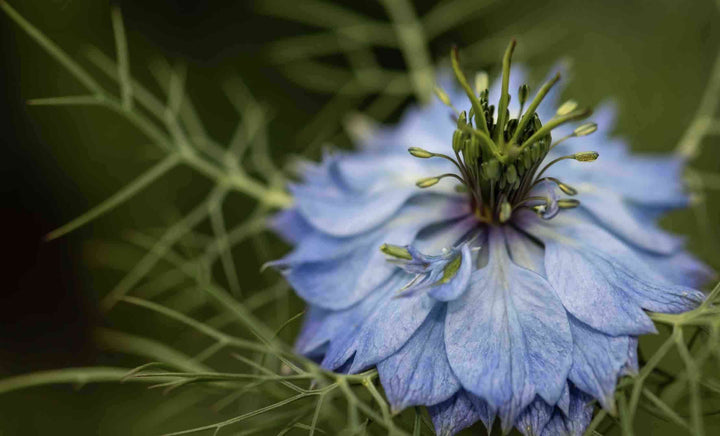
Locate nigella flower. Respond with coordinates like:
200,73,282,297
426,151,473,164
271,41,712,435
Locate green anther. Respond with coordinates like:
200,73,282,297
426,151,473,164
408,147,434,158
380,243,412,260
573,151,599,162
416,176,441,188
435,254,462,285
519,84,529,106
556,100,578,116
557,199,581,209
434,86,453,107
499,201,512,223
574,122,598,137
452,130,463,153
556,181,577,195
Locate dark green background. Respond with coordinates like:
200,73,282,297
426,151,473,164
1,0,719,434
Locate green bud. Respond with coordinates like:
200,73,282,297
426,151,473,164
416,177,440,188
518,84,529,106
452,130,463,153
380,243,412,260
408,147,434,158
573,151,599,162
505,164,518,184
556,100,578,116
499,201,512,223
482,159,500,181
557,199,581,209
434,86,452,107
475,72,489,94
574,122,597,137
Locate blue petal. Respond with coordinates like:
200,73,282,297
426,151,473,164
445,228,572,431
522,214,659,336
541,387,595,436
294,305,331,357
639,249,714,288
517,397,553,436
321,274,437,372
291,183,417,237
567,315,629,411
429,244,473,301
623,337,639,376
428,390,495,436
284,196,469,310
577,188,682,254
504,226,546,275
377,306,460,410
536,213,706,315
270,208,313,244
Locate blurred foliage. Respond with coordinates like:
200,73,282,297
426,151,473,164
1,0,720,435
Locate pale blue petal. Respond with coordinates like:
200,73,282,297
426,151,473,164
517,397,553,436
577,188,682,254
541,236,656,335
505,226,546,275
541,387,594,436
284,196,469,310
321,274,437,372
623,337,640,376
294,305,331,357
428,390,495,436
291,183,417,237
270,208,313,244
535,214,706,315
445,228,572,430
567,315,628,411
377,306,460,410
639,249,714,288
429,244,473,301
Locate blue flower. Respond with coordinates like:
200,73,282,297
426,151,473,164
271,44,712,435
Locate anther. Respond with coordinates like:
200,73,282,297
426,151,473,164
408,147,434,158
380,244,412,260
557,199,581,209
573,122,598,137
556,100,578,116
573,151,599,162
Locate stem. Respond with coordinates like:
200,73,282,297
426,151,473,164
509,72,561,145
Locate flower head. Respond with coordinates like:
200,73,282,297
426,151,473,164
271,42,712,435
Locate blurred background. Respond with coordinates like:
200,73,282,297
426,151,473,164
1,0,720,434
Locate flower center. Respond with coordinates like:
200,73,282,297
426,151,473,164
409,41,600,225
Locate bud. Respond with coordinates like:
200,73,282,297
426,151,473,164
408,147,433,158
505,164,518,184
380,244,412,260
556,100,578,116
499,201,512,223
452,130,463,153
574,122,597,137
474,72,489,94
416,176,440,188
573,151,599,162
434,86,453,107
518,84,529,106
482,159,500,181
557,199,581,209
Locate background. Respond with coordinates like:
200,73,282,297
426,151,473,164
1,0,720,434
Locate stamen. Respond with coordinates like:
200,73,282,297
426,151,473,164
434,86,459,115
535,151,599,180
416,173,465,188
